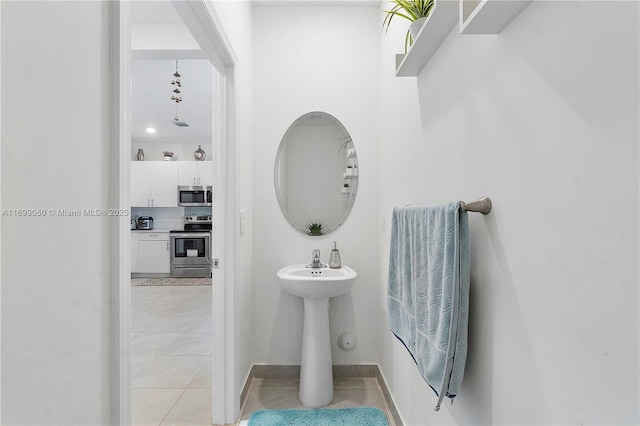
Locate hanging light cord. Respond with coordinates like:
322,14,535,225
171,60,183,121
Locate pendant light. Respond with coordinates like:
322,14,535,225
171,60,189,127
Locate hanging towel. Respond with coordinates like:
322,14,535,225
387,202,470,411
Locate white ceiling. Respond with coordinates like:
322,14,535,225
130,1,212,145
131,59,213,145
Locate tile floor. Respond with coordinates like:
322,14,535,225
238,377,396,426
130,279,213,426
131,279,396,426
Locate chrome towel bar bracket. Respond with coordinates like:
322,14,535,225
460,197,492,215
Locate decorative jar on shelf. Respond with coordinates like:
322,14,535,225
194,145,206,161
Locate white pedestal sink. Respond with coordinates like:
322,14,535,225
276,264,357,408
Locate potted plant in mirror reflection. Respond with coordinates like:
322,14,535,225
163,151,174,161
307,223,325,236
383,0,435,53
338,135,353,153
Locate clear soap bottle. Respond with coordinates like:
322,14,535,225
329,241,341,269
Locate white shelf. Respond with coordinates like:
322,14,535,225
394,0,531,77
395,0,458,77
460,0,532,34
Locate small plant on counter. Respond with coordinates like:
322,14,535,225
163,151,174,157
307,223,325,236
382,0,435,52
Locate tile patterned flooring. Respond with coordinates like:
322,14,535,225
131,280,396,426
130,279,213,425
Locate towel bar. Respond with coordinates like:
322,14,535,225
460,197,492,214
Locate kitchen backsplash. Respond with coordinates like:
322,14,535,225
131,206,211,231
185,207,212,216
132,206,212,220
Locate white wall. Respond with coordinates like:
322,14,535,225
251,4,381,365
1,1,112,423
378,1,639,424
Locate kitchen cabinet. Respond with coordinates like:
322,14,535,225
137,231,170,274
131,162,179,207
178,161,213,187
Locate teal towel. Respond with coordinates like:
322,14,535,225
387,202,470,411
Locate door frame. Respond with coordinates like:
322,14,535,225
111,2,239,425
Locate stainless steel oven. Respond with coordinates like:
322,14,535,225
170,216,212,278
170,231,211,278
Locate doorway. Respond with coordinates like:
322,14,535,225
113,1,238,425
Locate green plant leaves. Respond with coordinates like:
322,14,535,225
383,0,435,31
382,0,435,53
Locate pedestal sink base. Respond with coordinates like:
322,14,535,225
276,264,357,408
299,297,333,408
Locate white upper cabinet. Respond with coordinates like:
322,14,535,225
178,161,213,187
131,162,179,207
198,162,213,186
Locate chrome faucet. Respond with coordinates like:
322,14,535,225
306,249,326,268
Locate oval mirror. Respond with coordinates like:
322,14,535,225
274,112,359,236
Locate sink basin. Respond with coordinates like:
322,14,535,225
276,264,357,299
276,263,357,408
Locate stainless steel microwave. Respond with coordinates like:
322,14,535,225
177,186,212,207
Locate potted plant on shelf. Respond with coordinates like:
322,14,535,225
163,151,174,161
382,0,435,53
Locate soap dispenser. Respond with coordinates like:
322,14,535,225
329,241,342,269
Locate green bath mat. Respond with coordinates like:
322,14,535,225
248,407,389,426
